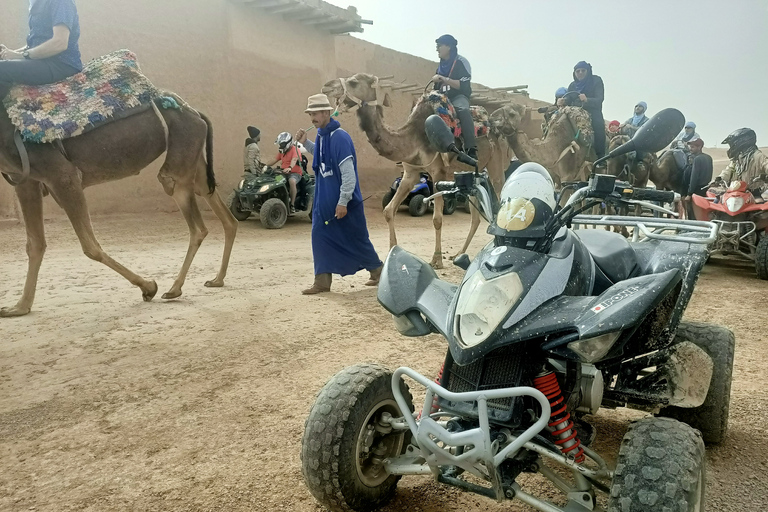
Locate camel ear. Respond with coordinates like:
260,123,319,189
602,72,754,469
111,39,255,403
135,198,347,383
383,92,392,107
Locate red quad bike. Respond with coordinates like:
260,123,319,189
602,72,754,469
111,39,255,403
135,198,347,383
691,175,768,279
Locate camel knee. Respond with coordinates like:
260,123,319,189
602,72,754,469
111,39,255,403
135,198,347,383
25,238,46,260
192,226,208,246
82,245,104,262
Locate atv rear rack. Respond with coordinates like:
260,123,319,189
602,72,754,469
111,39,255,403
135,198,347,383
571,215,719,245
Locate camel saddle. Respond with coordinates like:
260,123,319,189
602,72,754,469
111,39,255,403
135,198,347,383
2,49,168,144
426,92,490,144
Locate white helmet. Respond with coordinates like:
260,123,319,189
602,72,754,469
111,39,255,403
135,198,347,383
275,132,293,153
489,162,556,242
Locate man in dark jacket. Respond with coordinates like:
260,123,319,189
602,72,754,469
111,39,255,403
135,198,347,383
683,138,713,219
433,34,477,159
563,61,606,158
0,0,82,94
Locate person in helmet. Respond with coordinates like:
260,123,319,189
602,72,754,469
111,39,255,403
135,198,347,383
489,163,556,249
717,128,768,187
620,101,649,138
264,131,303,213
538,87,569,134
433,34,477,160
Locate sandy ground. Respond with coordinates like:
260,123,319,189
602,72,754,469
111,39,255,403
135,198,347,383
1,205,767,512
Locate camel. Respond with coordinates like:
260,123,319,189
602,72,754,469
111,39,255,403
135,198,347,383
489,104,595,192
0,90,237,317
651,150,685,193
321,73,503,268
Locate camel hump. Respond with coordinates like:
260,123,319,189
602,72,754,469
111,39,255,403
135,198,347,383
4,49,163,144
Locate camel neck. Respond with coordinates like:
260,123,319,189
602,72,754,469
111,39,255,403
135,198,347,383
356,100,432,163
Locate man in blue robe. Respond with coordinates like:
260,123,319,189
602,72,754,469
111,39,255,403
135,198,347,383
295,93,382,295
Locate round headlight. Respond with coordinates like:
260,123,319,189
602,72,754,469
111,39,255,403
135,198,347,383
259,184,270,193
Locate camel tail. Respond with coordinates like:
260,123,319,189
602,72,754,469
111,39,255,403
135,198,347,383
200,112,216,194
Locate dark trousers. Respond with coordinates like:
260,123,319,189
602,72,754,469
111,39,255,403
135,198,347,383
588,110,606,158
0,58,79,95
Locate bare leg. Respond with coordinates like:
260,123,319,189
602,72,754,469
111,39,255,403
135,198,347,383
289,179,297,206
1,181,46,317
162,185,208,299
454,197,481,258
47,173,158,302
383,166,419,248
201,188,238,288
430,194,444,268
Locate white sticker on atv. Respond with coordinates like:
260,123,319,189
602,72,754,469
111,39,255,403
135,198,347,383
591,286,641,313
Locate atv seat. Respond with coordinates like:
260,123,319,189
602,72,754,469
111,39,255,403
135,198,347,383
575,230,640,287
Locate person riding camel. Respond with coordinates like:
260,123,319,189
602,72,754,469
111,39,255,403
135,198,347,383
716,128,768,189
264,132,303,214
432,34,477,160
620,101,649,138
538,87,568,134
670,121,700,150
562,61,606,159
0,0,82,96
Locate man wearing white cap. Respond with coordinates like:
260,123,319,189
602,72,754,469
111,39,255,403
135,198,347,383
295,94,382,295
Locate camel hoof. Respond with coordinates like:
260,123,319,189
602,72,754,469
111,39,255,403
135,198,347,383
204,278,224,288
0,306,31,318
143,280,158,302
161,289,182,300
430,259,444,269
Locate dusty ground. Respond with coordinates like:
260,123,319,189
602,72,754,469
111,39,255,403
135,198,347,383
1,205,766,511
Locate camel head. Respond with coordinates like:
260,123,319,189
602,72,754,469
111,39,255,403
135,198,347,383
321,73,391,113
489,103,525,138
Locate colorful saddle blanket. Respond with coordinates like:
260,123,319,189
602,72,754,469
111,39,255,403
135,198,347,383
3,50,163,143
425,92,490,140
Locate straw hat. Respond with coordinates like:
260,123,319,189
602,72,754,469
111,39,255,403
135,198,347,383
305,93,334,113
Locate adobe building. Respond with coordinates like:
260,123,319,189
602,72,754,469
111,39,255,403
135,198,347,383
0,0,544,220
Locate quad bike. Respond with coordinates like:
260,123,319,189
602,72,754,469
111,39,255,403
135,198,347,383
227,163,315,229
691,175,768,279
301,110,734,512
382,170,457,217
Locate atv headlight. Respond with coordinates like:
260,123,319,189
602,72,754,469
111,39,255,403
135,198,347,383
238,179,245,190
259,184,271,193
454,271,523,348
725,196,744,213
567,332,621,363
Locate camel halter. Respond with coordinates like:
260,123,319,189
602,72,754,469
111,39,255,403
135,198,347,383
335,76,382,114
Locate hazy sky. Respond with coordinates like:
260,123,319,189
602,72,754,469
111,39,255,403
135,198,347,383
328,0,768,147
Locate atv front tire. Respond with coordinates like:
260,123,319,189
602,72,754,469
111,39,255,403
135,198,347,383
607,417,705,512
408,194,428,217
260,198,288,229
301,364,413,512
657,321,735,444
226,191,250,221
382,190,395,210
756,235,768,280
442,195,457,215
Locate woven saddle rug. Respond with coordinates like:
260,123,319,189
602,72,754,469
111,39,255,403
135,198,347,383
3,49,165,144
425,92,491,141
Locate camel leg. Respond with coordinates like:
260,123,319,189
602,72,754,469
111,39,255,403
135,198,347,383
47,174,158,302
162,185,208,299
383,168,419,248
430,194,444,269
200,189,238,288
1,181,46,317
453,197,481,258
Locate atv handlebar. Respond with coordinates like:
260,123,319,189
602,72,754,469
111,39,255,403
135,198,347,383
435,181,456,192
631,188,676,203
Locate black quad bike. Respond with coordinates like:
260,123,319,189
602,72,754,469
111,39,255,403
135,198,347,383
227,164,315,229
301,110,733,511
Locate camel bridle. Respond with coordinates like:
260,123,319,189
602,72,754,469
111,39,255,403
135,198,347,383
335,76,382,114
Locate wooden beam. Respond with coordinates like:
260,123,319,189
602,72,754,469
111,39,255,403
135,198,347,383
491,85,529,92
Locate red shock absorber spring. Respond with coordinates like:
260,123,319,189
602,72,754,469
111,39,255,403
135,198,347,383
418,362,445,420
533,370,585,464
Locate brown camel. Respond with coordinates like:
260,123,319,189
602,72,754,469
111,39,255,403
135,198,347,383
489,104,594,190
0,93,238,317
651,150,685,193
606,135,653,188
321,73,503,268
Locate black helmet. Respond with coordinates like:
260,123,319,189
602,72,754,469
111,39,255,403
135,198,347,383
722,128,757,159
